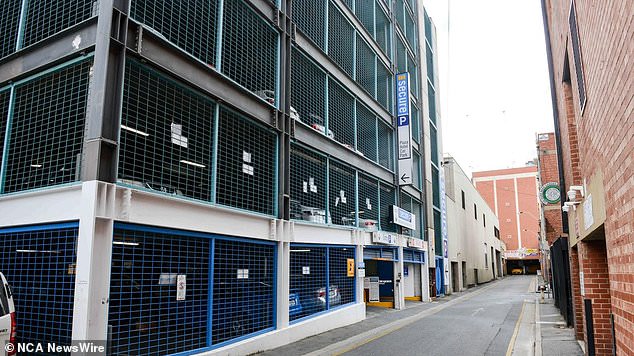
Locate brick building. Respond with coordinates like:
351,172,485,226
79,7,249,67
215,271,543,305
472,166,541,274
542,0,634,354
536,133,564,246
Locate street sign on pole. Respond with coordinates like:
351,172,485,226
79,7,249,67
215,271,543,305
396,72,412,186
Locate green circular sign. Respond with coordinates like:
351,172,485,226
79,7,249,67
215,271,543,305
540,182,560,204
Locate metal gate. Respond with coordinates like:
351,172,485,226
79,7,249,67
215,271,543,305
109,224,276,355
0,223,78,353
550,236,573,325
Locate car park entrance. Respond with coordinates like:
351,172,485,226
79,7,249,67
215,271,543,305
363,247,397,308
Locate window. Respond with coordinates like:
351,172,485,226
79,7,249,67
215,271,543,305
483,214,486,227
494,227,500,238
461,190,465,209
569,0,586,111
474,204,477,220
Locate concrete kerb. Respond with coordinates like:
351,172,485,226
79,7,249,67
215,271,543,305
535,278,542,356
302,280,503,356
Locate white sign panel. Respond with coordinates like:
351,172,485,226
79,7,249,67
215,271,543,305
580,271,585,296
396,72,413,186
176,275,186,301
302,266,310,275
408,237,425,250
372,231,398,245
584,194,593,230
392,205,416,230
369,277,380,302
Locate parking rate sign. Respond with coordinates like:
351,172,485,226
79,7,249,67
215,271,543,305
396,73,412,186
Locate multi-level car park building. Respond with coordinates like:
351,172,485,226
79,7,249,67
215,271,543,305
0,0,443,354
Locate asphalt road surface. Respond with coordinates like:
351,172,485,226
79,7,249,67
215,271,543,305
341,276,533,356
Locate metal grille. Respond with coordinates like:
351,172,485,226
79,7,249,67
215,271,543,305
379,181,396,232
216,107,277,215
430,124,438,165
355,0,374,35
289,245,355,322
355,102,378,161
293,0,325,49
328,247,355,306
395,0,405,33
433,209,441,253
363,247,397,261
328,160,356,227
328,2,354,76
212,239,275,344
375,5,391,58
0,0,21,58
109,227,210,356
291,48,326,128
0,90,9,173
408,54,419,99
432,166,439,207
412,150,421,189
400,192,421,238
358,173,378,225
403,249,424,263
289,246,327,321
0,223,78,353
356,35,376,97
119,60,214,201
411,198,423,239
411,102,420,143
222,0,278,95
376,62,392,112
130,0,217,66
424,9,432,43
22,0,97,48
396,36,407,74
327,79,355,147
290,144,327,223
405,10,417,50
377,119,394,171
428,82,437,124
426,44,434,84
4,59,91,194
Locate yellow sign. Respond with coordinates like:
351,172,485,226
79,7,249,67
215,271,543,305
347,258,355,277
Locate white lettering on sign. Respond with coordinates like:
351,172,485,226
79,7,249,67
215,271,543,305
176,275,186,301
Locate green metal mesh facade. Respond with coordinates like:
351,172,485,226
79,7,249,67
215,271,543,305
358,173,379,224
379,181,396,232
375,5,391,58
377,119,394,171
290,144,327,220
3,59,92,193
291,49,326,128
327,79,355,148
328,2,354,76
222,0,278,95
119,60,215,201
22,0,96,48
0,0,21,58
0,90,8,174
328,160,356,226
355,102,378,161
355,0,374,35
216,107,277,215
293,0,325,49
130,0,217,66
356,35,376,97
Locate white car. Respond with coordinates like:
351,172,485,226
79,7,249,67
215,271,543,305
308,114,335,139
0,273,16,356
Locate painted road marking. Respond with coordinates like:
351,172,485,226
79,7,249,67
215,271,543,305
506,301,526,356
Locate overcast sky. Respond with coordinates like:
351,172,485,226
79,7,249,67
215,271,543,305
423,0,555,176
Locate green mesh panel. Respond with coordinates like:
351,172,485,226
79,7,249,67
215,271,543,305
377,119,394,171
355,0,374,35
358,173,379,223
0,0,21,58
379,181,396,232
290,143,327,221
355,102,378,162
327,79,355,147
216,107,277,215
376,62,392,113
291,48,326,127
328,2,354,76
329,160,356,226
375,4,391,58
4,59,92,193
222,0,278,94
130,0,217,66
22,0,96,48
293,0,325,49
118,60,215,202
355,34,376,97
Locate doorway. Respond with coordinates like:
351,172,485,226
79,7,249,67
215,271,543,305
451,261,459,292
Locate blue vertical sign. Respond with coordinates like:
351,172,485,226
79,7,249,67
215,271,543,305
396,73,412,185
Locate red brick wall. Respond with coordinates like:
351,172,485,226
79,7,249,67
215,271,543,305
570,246,584,341
537,133,565,246
544,0,634,353
578,240,613,355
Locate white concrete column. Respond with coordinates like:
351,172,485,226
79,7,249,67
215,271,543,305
72,181,114,343
421,257,431,302
394,245,405,310
276,220,290,329
355,231,364,304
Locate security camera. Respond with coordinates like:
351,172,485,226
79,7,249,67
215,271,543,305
567,189,577,201
562,205,570,213
568,185,585,201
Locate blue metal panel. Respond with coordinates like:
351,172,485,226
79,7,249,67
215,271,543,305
403,249,424,264
0,223,78,354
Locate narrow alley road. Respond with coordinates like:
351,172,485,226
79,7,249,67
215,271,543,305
263,276,539,356
341,276,532,356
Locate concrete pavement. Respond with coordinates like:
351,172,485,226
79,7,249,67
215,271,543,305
257,276,583,356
